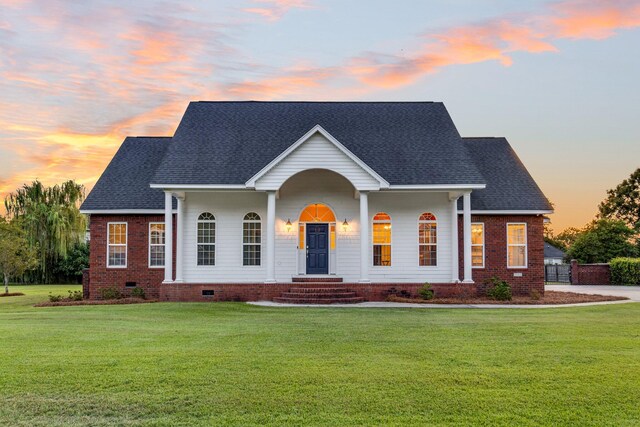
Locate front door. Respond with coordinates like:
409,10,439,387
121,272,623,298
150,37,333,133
306,223,329,274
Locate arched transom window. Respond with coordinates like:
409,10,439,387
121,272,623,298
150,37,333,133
418,212,437,266
299,203,336,222
197,212,216,266
373,212,391,266
243,212,261,266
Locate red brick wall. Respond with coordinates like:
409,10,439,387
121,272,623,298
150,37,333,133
160,282,476,302
570,260,611,285
88,214,175,299
459,215,545,296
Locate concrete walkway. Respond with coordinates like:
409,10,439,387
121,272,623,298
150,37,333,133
546,284,640,301
248,299,634,309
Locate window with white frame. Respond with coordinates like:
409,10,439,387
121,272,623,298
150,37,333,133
418,212,437,266
471,223,484,268
107,222,127,267
197,212,216,266
242,212,261,266
149,222,165,267
507,223,527,268
372,212,391,266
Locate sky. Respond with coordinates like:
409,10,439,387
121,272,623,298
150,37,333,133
1,0,639,232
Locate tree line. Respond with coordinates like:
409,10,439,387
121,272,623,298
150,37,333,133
545,168,640,263
0,180,88,291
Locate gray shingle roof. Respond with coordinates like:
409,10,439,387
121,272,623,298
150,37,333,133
459,137,553,211
81,103,552,212
152,101,485,185
81,137,176,211
544,242,566,258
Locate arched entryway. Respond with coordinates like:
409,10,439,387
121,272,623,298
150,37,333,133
298,203,337,275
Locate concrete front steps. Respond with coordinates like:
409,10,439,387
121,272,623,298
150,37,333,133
274,285,365,304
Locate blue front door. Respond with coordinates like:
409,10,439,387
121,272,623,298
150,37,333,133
306,223,329,274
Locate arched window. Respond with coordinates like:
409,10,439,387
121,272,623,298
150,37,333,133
373,212,391,266
418,212,437,266
243,212,261,266
197,212,216,266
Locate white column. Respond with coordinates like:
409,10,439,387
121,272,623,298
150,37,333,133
359,191,370,283
174,194,184,283
462,191,473,283
450,196,460,283
265,191,276,283
163,191,173,283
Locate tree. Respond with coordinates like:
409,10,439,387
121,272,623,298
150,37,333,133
0,219,38,293
4,180,86,283
54,241,89,283
565,219,637,263
599,168,640,231
544,223,583,252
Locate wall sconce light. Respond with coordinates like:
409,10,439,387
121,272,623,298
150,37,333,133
285,219,292,233
342,219,349,232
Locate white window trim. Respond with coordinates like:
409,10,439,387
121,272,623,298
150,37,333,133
196,212,216,267
418,213,438,268
471,222,485,269
148,222,165,269
372,213,392,267
507,222,528,269
107,222,127,268
242,212,262,267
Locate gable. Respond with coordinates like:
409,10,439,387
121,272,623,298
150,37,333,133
249,127,387,191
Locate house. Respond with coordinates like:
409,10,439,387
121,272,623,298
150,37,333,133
544,242,566,265
80,101,552,302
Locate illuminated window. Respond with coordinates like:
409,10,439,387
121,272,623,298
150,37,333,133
197,212,216,266
507,223,527,268
330,224,336,250
149,222,165,267
373,212,391,266
299,203,336,222
471,223,484,268
243,212,261,266
418,212,437,266
107,222,127,267
298,224,305,248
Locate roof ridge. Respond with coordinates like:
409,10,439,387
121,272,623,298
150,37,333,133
194,100,439,104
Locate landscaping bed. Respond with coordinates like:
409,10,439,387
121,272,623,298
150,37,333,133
34,297,156,307
387,290,628,305
0,292,25,297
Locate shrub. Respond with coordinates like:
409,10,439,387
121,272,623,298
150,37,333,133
48,293,63,302
530,289,541,301
67,290,83,301
99,286,123,300
130,287,146,299
610,258,640,286
486,277,512,301
418,283,434,300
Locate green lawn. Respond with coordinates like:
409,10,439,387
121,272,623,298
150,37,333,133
1,285,639,426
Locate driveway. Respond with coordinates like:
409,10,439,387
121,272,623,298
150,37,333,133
547,284,640,302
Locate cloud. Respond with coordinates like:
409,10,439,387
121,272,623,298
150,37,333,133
243,0,313,21
550,0,640,39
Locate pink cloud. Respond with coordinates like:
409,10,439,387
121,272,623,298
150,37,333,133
244,0,313,21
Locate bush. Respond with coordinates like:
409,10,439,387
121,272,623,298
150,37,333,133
486,277,512,301
417,283,434,300
67,290,83,301
530,289,541,301
99,286,123,300
610,258,640,286
130,287,146,299
48,293,63,302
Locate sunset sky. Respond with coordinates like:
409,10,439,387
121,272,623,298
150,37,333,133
1,0,639,231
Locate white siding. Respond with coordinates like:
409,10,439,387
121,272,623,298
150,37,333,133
181,177,453,283
183,191,268,283
367,192,452,283
254,133,381,191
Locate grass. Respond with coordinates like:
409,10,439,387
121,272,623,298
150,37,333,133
1,285,640,426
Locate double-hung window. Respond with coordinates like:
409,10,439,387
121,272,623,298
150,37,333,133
197,212,216,266
418,212,437,266
507,223,527,268
242,212,261,266
107,222,127,267
372,212,392,266
471,223,484,268
149,222,165,267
